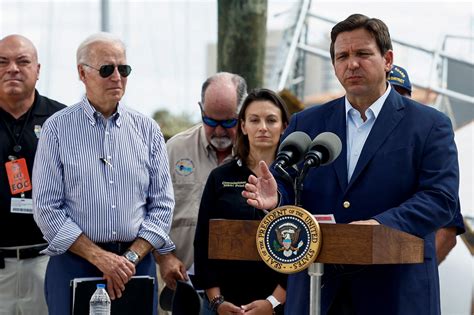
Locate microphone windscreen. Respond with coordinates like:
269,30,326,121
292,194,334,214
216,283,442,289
278,131,312,165
310,132,342,165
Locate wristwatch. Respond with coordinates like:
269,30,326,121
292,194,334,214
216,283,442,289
123,249,140,265
266,295,281,309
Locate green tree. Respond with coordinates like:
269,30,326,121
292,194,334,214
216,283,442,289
153,109,197,141
218,0,267,90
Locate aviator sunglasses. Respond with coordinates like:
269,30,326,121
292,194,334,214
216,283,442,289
198,102,238,128
83,64,132,78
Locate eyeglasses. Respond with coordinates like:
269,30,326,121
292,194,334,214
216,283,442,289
83,64,132,78
198,102,238,128
202,116,238,128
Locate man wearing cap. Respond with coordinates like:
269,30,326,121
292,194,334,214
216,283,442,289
154,73,247,306
0,34,65,315
388,64,465,264
33,33,174,315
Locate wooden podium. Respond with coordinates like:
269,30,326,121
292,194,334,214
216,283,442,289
208,219,424,315
209,220,424,264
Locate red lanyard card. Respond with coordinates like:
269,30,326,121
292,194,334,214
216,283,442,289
5,158,32,195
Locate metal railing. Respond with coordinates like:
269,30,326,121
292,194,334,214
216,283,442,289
271,1,474,111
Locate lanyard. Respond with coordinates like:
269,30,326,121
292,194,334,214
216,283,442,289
0,107,33,154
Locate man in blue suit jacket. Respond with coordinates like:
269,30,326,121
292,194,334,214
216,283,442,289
243,14,459,314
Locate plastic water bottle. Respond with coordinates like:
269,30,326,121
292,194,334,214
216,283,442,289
89,283,111,315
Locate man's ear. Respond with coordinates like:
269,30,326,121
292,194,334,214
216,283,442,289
78,64,86,82
383,50,394,72
36,63,41,80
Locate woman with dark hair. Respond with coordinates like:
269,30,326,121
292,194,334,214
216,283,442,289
193,88,290,315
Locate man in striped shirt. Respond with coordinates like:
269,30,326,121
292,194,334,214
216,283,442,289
32,33,175,315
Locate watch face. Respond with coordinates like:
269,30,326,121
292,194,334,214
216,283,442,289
125,250,139,264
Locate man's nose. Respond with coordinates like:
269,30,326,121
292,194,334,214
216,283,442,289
109,67,121,81
214,125,227,136
6,61,20,73
348,56,359,70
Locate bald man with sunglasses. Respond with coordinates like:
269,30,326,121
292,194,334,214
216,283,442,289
154,73,247,302
32,33,174,315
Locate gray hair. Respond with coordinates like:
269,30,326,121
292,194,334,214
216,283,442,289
76,32,126,65
200,72,248,114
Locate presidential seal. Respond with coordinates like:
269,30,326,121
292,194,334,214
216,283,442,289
256,205,321,274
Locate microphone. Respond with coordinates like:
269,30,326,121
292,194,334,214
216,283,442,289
304,132,342,168
275,131,312,169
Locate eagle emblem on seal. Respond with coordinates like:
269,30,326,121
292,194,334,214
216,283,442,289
273,222,304,257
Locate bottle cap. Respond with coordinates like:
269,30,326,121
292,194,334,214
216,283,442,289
97,283,106,289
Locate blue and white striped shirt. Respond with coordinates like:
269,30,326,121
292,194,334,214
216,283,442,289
345,84,391,181
33,96,175,256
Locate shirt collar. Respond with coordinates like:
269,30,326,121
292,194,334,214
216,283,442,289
80,94,123,127
345,84,391,120
0,90,46,120
30,90,49,116
199,123,211,155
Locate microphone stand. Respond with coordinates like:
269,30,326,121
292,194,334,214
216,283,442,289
296,157,324,315
275,163,294,187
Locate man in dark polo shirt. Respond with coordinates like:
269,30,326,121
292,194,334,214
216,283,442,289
0,34,65,314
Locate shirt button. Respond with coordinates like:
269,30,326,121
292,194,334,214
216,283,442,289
107,156,112,159
112,231,116,235
343,201,351,208
109,180,114,184
105,131,110,135
111,205,116,209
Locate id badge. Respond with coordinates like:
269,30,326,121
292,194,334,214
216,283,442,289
5,158,32,195
10,197,33,214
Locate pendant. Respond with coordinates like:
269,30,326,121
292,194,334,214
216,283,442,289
13,144,22,153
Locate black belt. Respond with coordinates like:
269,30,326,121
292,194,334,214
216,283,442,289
0,244,47,260
96,241,133,255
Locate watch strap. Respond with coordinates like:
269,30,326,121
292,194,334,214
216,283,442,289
266,295,280,309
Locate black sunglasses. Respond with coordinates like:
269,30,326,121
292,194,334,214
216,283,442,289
198,102,238,128
83,64,132,78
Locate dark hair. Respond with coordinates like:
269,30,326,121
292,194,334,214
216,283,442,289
330,14,392,63
235,88,290,163
200,72,248,114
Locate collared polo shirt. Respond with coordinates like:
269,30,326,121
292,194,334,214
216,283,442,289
166,123,233,269
0,90,65,246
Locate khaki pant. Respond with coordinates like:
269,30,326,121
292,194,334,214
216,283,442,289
0,255,49,315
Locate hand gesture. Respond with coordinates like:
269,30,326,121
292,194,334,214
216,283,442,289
242,161,278,210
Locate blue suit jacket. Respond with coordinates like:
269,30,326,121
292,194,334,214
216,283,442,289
280,89,459,315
